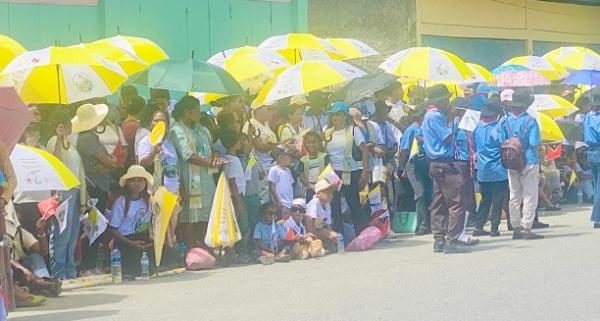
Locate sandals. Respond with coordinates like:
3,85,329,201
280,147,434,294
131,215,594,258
16,294,46,308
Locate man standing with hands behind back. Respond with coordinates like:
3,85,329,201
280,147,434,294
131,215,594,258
418,85,477,254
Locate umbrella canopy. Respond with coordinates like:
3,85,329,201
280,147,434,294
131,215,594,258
151,186,178,267
556,52,600,70
204,173,242,248
0,34,26,71
10,144,80,192
556,121,583,142
0,86,33,152
502,55,568,80
331,72,398,103
531,111,565,142
94,35,168,65
543,46,599,62
379,47,474,82
74,42,148,76
259,33,346,64
326,38,379,59
133,58,245,95
562,69,600,86
0,46,128,104
492,64,551,87
207,54,289,90
530,94,579,118
402,81,464,103
208,45,287,62
461,63,496,84
251,60,366,107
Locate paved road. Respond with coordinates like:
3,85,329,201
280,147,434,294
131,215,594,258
11,205,600,321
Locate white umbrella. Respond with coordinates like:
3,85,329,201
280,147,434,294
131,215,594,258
10,145,80,192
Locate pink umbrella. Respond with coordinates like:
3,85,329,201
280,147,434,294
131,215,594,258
0,86,33,152
496,71,551,87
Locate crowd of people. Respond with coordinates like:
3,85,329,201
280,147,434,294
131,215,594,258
0,80,597,308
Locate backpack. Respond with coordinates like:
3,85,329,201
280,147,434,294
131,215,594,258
500,117,533,171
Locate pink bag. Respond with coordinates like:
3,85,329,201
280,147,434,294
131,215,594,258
347,226,381,251
186,248,216,270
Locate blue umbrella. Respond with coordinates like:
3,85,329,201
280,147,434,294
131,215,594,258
562,70,600,86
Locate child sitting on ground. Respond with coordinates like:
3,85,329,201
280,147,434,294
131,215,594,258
268,147,296,218
304,180,338,252
562,152,582,203
282,198,325,259
253,202,294,264
297,131,330,203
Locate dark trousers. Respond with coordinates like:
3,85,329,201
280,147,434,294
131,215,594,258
458,160,477,214
429,159,468,242
331,170,369,237
475,180,508,231
115,233,155,277
80,185,108,271
406,158,432,231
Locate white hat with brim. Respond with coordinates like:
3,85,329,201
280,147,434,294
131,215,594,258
119,165,154,188
71,103,109,133
315,180,333,193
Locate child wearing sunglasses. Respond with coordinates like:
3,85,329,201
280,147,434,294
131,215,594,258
253,202,293,265
283,199,324,259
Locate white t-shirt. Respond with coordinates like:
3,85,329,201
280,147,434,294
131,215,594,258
109,195,152,237
224,155,246,196
279,123,304,143
243,118,277,172
326,127,365,171
47,135,82,179
306,196,332,229
97,123,128,154
134,127,150,159
282,216,306,236
267,165,294,208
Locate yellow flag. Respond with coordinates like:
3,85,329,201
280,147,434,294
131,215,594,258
569,170,577,187
409,138,419,159
318,164,342,190
151,187,178,267
247,153,257,169
369,185,382,204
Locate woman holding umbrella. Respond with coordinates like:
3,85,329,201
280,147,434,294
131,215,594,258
169,96,227,249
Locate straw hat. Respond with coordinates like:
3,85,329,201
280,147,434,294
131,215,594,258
71,103,109,133
119,165,154,187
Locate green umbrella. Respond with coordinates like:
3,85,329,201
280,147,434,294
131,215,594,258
133,58,246,95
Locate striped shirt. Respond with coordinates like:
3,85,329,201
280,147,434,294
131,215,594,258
77,131,111,192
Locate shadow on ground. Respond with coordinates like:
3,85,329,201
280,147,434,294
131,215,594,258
11,309,119,321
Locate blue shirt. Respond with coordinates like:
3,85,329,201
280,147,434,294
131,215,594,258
419,108,454,160
583,111,600,148
472,120,508,182
453,118,470,161
253,221,286,249
499,112,542,165
400,122,424,155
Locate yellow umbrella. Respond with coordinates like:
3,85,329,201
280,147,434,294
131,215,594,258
502,55,568,81
75,42,148,76
259,33,346,64
556,51,600,70
94,35,168,65
207,54,289,90
326,38,379,59
530,94,578,118
402,81,464,103
208,45,287,62
536,112,565,142
0,34,26,71
204,173,242,248
0,46,128,104
379,47,474,82
464,63,495,83
252,60,367,107
543,46,599,62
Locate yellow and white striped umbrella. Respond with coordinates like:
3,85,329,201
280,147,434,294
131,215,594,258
557,52,600,71
0,34,26,72
0,46,128,104
530,94,579,118
326,38,379,59
207,54,289,90
502,55,568,80
543,46,599,62
74,42,148,76
252,60,366,107
461,63,495,84
94,35,168,65
10,144,80,192
208,45,287,62
259,33,346,64
379,47,474,82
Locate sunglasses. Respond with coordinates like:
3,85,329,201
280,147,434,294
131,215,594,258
289,207,306,214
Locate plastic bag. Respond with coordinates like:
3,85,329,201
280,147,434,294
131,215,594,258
186,248,216,270
347,226,381,251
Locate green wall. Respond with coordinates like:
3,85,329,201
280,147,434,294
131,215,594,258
0,0,308,61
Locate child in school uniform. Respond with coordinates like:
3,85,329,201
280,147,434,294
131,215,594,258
268,147,296,219
253,202,294,265
297,131,330,203
237,133,264,246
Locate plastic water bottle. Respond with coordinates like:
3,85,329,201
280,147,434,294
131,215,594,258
577,189,583,204
178,243,187,268
141,252,150,281
336,232,345,255
111,245,122,284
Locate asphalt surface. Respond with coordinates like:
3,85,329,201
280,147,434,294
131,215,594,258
11,205,600,321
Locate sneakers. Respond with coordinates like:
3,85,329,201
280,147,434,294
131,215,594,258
443,241,472,254
522,232,544,240
472,229,490,236
274,254,292,263
433,240,444,253
386,230,401,239
490,231,501,237
415,229,431,236
532,221,550,229
258,256,275,265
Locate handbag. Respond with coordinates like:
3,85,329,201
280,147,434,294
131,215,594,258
37,193,61,220
391,211,417,233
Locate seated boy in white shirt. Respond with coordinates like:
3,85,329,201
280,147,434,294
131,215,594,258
283,198,324,259
304,180,338,252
